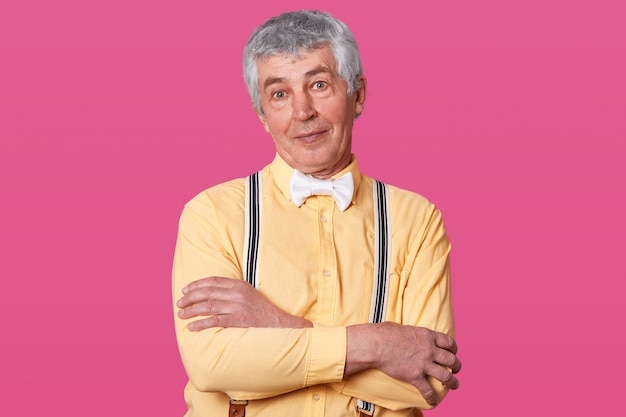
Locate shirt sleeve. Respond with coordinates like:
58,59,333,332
172,196,347,400
328,204,455,411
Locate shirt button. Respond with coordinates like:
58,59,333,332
323,270,332,277
313,393,320,401
320,215,327,223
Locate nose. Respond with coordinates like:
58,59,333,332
291,91,316,121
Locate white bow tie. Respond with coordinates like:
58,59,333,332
290,170,354,211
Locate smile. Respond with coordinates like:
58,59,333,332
294,130,326,141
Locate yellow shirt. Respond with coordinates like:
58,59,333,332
172,154,455,417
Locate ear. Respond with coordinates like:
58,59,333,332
354,75,367,116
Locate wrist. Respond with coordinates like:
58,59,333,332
345,323,379,376
282,314,313,328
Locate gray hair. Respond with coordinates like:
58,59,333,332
243,10,363,115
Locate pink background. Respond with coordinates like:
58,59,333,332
1,1,624,415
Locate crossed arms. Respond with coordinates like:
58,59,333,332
177,277,460,407
172,191,461,410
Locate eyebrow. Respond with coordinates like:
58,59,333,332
304,66,332,79
263,77,286,90
262,66,333,90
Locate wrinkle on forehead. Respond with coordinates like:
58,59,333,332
262,66,334,90
257,45,338,86
256,42,328,63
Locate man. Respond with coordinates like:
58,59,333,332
173,10,461,417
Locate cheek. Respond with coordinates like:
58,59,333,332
325,100,353,125
265,111,292,134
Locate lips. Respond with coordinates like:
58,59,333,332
293,129,327,141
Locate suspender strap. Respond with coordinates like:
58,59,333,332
240,173,391,417
243,171,262,288
229,173,261,414
369,179,391,324
357,401,375,416
357,178,391,417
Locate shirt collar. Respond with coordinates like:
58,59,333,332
269,153,363,207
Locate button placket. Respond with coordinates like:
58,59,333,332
307,386,327,416
316,199,337,324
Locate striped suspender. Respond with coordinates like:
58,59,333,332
239,173,391,417
228,173,262,416
369,179,392,324
357,179,391,417
243,171,262,288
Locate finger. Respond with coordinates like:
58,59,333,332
441,369,460,390
182,277,214,294
177,287,214,309
433,348,462,374
433,349,456,369
178,284,246,308
426,363,460,390
188,312,242,331
178,299,234,319
413,377,438,407
187,316,220,331
435,332,457,354
182,276,240,294
450,356,462,374
176,288,211,309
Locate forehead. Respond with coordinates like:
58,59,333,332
256,44,338,84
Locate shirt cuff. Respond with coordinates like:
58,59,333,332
305,326,346,386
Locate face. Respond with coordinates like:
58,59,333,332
256,44,366,179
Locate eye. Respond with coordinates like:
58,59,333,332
312,81,327,90
272,91,286,99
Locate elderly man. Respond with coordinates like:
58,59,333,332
173,10,461,417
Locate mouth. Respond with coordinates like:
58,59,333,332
294,130,326,142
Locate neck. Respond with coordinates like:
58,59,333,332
301,156,351,180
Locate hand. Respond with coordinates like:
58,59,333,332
176,276,312,331
346,322,461,406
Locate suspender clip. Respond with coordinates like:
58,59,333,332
229,399,248,417
357,406,374,416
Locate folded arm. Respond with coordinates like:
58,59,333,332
178,275,460,407
174,194,460,408
173,203,347,399
331,206,459,409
